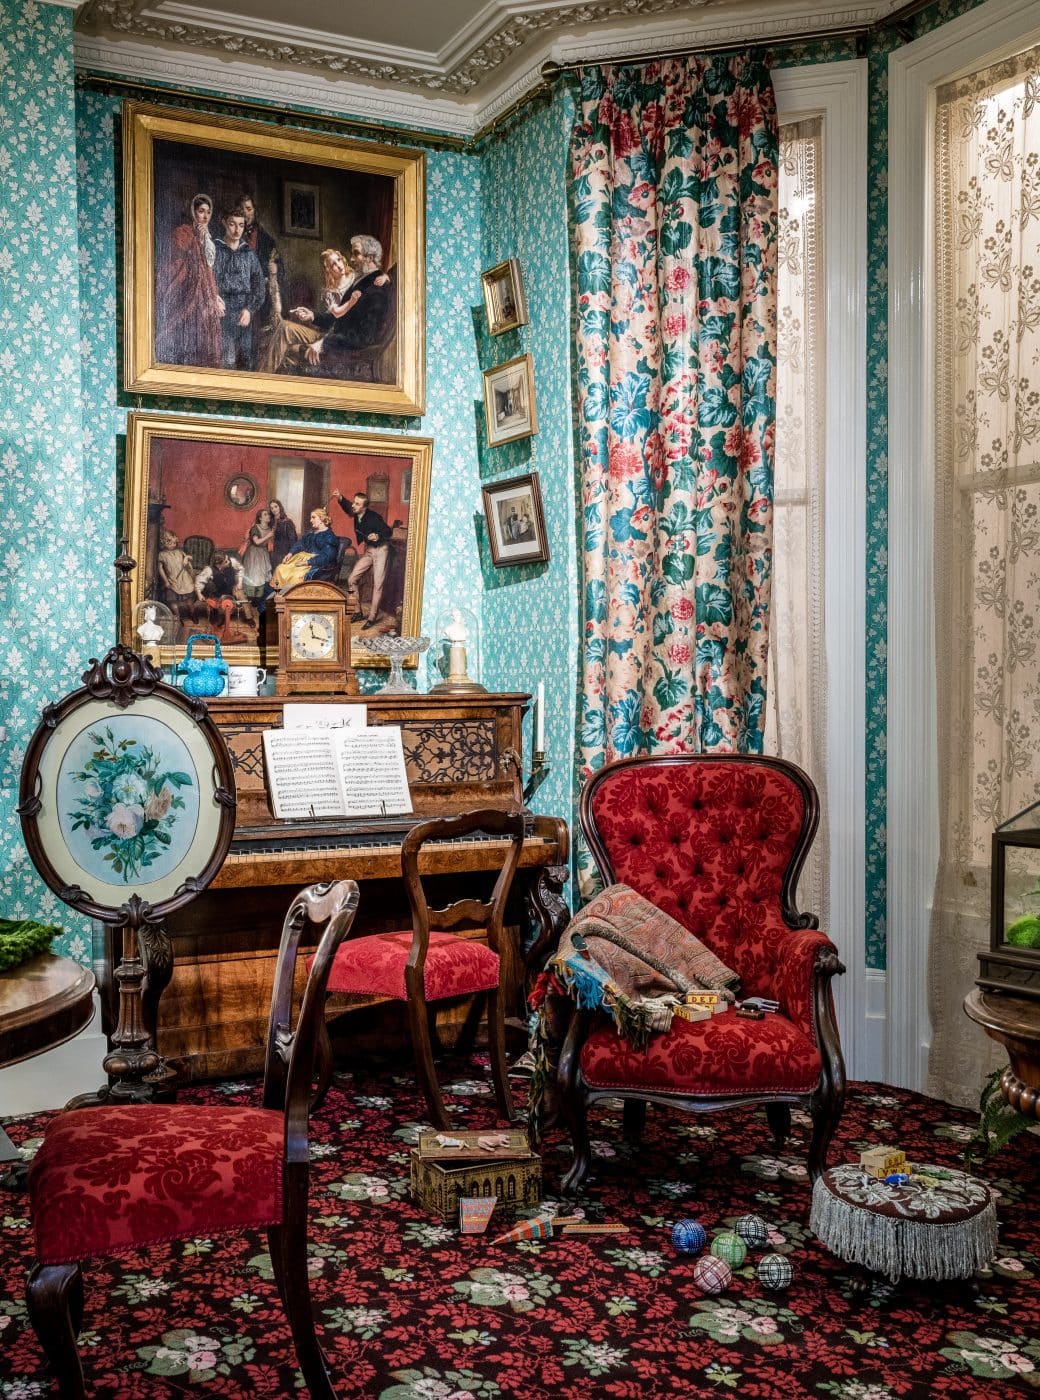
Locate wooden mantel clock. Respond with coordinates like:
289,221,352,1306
274,581,356,695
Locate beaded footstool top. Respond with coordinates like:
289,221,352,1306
810,1163,997,1281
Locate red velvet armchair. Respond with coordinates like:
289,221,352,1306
557,754,846,1192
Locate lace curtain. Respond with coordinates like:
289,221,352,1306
765,118,828,923
928,47,1040,1108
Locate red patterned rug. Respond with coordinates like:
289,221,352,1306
1,1067,1038,1398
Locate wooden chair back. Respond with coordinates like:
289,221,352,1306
400,808,525,971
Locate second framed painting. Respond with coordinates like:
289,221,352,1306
123,102,425,416
123,413,432,669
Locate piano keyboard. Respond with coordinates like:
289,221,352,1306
214,828,555,888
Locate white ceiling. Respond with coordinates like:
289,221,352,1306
74,0,903,136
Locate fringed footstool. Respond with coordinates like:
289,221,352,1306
810,1163,997,1288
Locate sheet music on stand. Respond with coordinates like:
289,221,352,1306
262,725,412,821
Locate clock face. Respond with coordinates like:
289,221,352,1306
290,611,337,661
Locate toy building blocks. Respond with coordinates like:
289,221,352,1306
859,1146,907,1180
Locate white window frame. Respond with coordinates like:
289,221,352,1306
772,61,872,1078
888,0,1040,1091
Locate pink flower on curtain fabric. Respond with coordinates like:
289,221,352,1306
573,54,778,804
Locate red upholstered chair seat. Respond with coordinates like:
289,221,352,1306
29,1103,284,1266
322,929,500,1001
580,1008,822,1097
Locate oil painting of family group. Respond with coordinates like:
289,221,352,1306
123,414,432,667
123,103,425,415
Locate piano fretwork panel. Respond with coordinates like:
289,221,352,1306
129,691,570,1083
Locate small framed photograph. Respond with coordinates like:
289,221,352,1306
282,179,321,238
482,353,538,448
224,473,258,510
481,257,528,336
482,472,549,567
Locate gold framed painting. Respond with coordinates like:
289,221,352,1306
123,412,432,670
481,257,528,335
123,102,426,416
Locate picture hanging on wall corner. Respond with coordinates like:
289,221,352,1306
122,101,426,417
481,256,528,336
482,353,538,447
482,472,549,567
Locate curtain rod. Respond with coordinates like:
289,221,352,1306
537,0,936,82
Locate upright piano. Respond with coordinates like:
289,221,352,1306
94,691,569,1083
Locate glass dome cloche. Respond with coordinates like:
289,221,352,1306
132,600,176,663
980,797,1040,1001
429,604,485,694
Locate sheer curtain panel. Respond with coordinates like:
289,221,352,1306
928,46,1040,1108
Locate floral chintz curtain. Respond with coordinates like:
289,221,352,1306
573,55,779,778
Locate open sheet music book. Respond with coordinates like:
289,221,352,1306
262,725,413,821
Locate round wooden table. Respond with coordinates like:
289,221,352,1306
963,986,1040,1119
0,954,96,1165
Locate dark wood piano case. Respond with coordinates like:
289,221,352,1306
94,692,568,1082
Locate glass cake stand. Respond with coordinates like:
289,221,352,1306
354,633,430,694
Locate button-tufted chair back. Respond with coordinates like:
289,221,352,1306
582,754,818,996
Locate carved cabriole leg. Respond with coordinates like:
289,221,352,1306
766,1103,791,1148
558,1009,593,1195
808,950,848,1181
26,1262,87,1399
139,918,178,1097
271,1213,339,1400
525,864,570,982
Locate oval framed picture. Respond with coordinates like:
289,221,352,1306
224,472,258,510
18,654,236,924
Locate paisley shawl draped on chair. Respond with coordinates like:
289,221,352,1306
572,55,779,785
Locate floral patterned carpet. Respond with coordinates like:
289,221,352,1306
1,1066,1038,1399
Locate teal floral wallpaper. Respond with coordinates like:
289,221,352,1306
477,88,579,831
0,0,98,960
0,0,995,973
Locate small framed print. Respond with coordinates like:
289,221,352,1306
481,257,528,336
483,353,538,448
282,179,321,238
482,472,549,567
224,473,258,510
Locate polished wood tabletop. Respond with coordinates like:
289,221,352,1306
963,985,1040,1120
0,954,96,1072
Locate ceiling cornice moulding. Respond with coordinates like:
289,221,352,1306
78,0,897,99
73,37,479,137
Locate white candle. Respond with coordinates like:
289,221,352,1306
536,681,545,752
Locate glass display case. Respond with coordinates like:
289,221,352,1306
980,798,1040,1000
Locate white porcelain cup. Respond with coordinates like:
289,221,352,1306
225,665,267,698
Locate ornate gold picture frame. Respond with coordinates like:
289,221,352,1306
123,412,432,670
123,102,426,416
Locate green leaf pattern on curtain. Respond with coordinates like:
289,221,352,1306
573,56,779,784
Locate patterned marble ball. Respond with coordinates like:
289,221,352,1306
710,1230,748,1268
693,1254,732,1295
671,1219,707,1255
758,1253,794,1291
735,1213,769,1250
